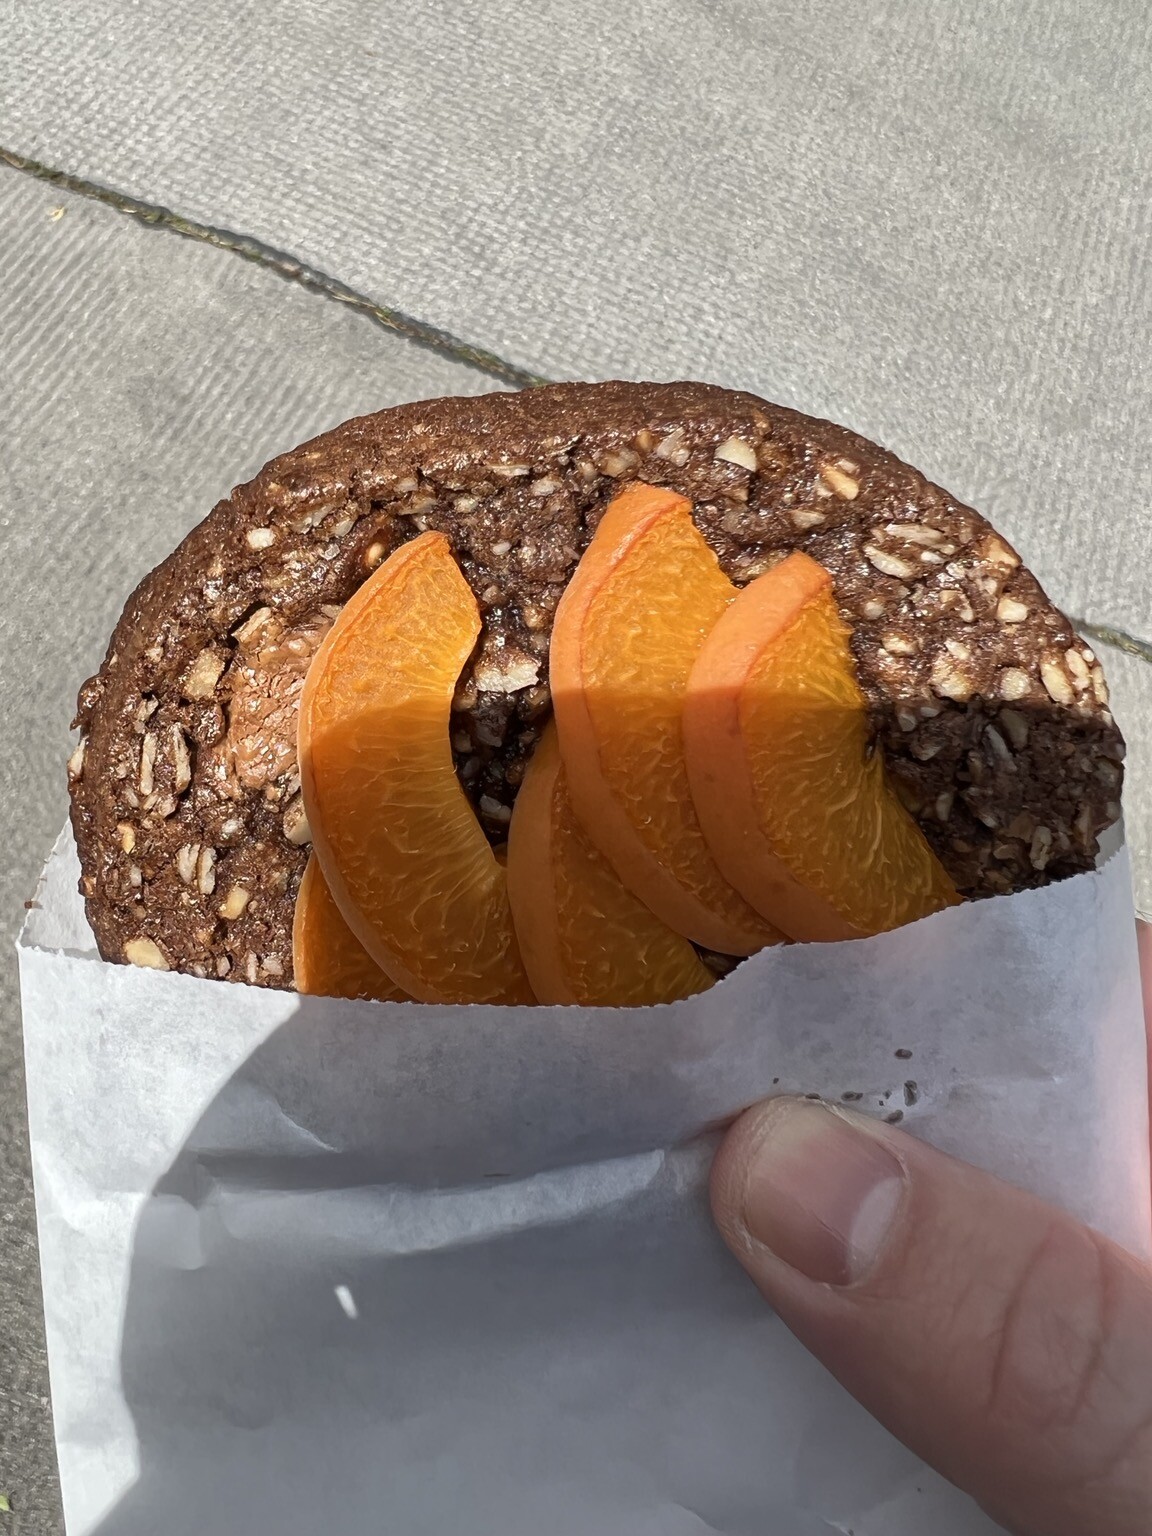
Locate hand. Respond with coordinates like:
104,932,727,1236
710,923,1152,1536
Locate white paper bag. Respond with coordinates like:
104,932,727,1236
19,826,1149,1536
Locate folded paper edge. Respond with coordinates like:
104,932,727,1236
18,822,1136,1023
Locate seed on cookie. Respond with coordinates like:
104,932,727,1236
197,847,217,896
820,465,859,500
997,596,1029,624
791,509,827,530
714,437,758,470
124,937,169,970
218,885,249,920
1040,658,1075,706
864,546,916,580
283,798,311,846
998,667,1032,701
67,736,86,781
183,648,225,701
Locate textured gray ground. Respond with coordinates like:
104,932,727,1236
0,172,492,1534
2,2,1151,1527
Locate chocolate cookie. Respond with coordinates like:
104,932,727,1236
69,381,1124,987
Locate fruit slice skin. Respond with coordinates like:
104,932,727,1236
549,482,783,956
507,722,715,1006
299,531,535,1005
293,855,411,1003
684,550,961,941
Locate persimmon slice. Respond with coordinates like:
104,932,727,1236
293,855,410,1003
550,483,783,956
507,722,715,1006
684,550,961,940
299,531,535,1005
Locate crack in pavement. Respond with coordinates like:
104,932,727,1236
0,145,553,391
1072,619,1152,667
3,147,1151,668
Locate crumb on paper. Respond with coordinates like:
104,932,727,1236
885,1110,904,1124
334,1284,358,1320
0,1491,10,1511
895,1047,913,1059
904,1080,920,1106
48,206,65,222
841,1090,863,1102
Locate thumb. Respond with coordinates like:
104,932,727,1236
711,1097,1152,1536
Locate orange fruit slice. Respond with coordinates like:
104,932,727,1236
550,483,783,956
292,855,410,1003
683,550,961,940
299,531,536,1005
507,722,715,1006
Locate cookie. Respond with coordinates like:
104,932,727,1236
69,381,1124,987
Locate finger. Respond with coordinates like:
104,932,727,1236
711,1097,1152,1536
